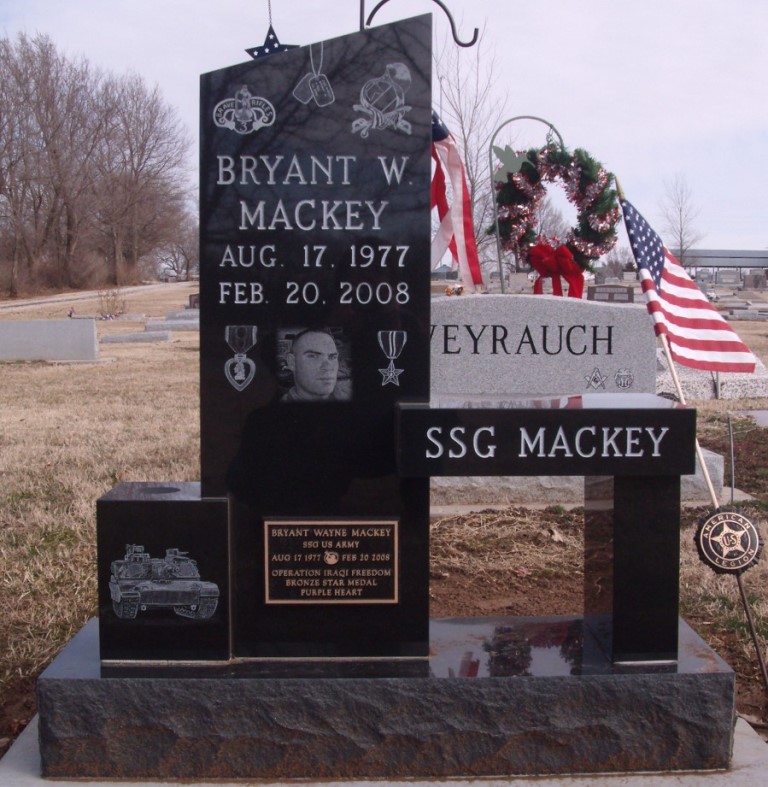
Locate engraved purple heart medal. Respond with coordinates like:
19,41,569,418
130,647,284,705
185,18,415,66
225,326,258,391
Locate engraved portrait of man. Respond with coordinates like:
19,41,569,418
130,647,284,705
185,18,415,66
280,328,352,402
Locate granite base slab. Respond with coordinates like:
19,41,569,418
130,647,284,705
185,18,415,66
37,617,735,781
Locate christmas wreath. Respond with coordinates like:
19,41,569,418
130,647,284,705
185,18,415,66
491,144,621,298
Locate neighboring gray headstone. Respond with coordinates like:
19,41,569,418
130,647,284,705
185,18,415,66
0,319,98,361
430,294,656,397
428,294,728,504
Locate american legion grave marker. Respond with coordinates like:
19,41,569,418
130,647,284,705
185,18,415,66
36,13,737,782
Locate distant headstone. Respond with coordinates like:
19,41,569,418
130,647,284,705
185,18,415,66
144,318,199,332
430,294,656,397
717,270,741,286
728,309,767,321
587,284,634,303
188,293,200,309
101,331,172,344
0,319,98,361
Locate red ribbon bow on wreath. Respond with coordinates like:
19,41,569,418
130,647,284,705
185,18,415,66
528,243,584,299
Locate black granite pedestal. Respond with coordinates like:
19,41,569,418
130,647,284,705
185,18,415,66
37,616,735,780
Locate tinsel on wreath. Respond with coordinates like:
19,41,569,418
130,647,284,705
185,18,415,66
490,144,621,273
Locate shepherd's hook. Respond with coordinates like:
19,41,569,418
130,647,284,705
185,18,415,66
361,0,478,47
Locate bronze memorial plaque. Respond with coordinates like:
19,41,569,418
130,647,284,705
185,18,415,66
265,519,399,604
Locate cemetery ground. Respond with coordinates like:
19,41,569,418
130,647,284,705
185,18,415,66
2,284,768,756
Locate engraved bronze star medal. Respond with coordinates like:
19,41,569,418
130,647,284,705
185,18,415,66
378,330,407,386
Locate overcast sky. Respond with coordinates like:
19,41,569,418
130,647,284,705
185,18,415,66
1,0,765,250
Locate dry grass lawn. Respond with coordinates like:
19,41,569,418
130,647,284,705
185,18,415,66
2,282,768,746
1,284,200,700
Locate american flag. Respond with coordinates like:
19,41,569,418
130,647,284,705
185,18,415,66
431,112,483,291
621,199,756,373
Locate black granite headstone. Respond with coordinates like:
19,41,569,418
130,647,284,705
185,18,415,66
199,15,432,657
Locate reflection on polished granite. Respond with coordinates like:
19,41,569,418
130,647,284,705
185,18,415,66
97,614,726,680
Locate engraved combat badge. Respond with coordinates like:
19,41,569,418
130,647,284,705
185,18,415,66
213,86,275,134
695,510,763,575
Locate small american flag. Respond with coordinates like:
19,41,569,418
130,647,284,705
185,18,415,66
431,112,483,291
621,199,756,373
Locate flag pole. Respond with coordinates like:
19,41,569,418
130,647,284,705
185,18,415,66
662,332,768,692
615,178,720,509
658,334,720,509
618,179,768,697
663,341,768,697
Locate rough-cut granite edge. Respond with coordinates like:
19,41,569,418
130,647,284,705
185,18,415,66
38,618,735,780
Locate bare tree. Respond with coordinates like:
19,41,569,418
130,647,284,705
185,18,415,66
0,40,25,296
433,28,509,278
536,197,570,241
93,74,191,285
0,35,53,291
601,245,636,278
0,33,193,294
25,37,106,288
151,215,199,281
660,174,703,268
